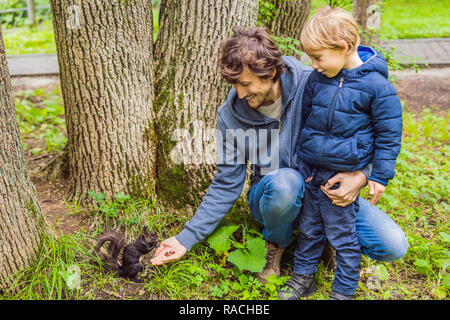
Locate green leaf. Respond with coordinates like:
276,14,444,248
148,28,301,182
87,190,106,203
210,285,225,298
227,237,267,272
442,274,450,289
434,287,447,299
439,232,450,243
376,264,390,281
207,225,239,254
59,265,80,290
414,259,433,275
436,259,450,270
117,192,131,203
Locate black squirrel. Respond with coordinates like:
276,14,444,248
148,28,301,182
94,227,159,282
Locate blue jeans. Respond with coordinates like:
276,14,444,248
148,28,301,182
294,165,362,295
247,168,408,261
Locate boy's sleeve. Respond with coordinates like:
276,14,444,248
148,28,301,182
175,112,247,251
369,82,403,186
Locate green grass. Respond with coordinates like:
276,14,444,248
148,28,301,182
14,85,67,154
1,1,160,55
2,20,56,55
3,0,449,55
311,0,450,39
1,231,101,300
380,0,450,39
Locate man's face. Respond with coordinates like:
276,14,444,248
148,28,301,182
305,47,346,78
232,67,277,109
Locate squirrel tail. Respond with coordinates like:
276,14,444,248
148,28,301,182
95,230,126,272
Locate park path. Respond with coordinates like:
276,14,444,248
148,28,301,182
5,38,450,76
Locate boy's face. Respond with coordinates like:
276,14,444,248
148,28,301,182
232,67,278,109
305,48,346,78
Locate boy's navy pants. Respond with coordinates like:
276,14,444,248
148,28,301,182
294,164,362,296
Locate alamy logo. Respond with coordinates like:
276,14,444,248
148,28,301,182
66,5,81,30
170,121,280,174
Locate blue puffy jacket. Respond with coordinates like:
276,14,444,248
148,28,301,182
297,46,402,186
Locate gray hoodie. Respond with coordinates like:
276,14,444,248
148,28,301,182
175,56,313,251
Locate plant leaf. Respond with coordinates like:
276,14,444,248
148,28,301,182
376,264,390,281
414,259,433,275
442,274,450,289
117,192,131,203
439,232,450,243
227,237,266,272
207,225,239,254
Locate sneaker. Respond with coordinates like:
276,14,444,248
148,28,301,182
328,290,355,300
256,241,286,283
278,273,317,300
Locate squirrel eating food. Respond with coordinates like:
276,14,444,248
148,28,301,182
95,227,159,282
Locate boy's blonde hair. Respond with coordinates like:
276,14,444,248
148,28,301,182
300,6,360,53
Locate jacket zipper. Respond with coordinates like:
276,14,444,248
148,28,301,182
319,77,344,166
327,77,344,129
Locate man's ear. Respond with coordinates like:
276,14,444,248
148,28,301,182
270,68,276,80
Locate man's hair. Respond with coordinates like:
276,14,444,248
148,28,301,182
219,26,286,83
300,6,360,53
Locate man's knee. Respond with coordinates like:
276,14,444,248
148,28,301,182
356,198,409,262
260,168,304,220
377,229,408,262
266,168,305,200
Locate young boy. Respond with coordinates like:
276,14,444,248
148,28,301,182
278,6,403,300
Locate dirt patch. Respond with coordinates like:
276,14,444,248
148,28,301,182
393,72,450,116
31,176,89,237
11,75,59,92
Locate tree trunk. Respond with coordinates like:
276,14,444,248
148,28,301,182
353,0,382,44
0,26,46,292
153,0,259,207
50,0,156,203
268,0,312,41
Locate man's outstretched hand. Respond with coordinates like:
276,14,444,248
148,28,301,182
320,170,366,207
150,236,187,265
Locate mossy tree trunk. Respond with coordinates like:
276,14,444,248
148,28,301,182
267,0,312,41
263,0,311,60
0,26,46,292
50,0,156,203
353,0,383,44
153,0,259,207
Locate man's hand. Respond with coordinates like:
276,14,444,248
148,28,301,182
320,170,366,207
368,180,385,206
150,236,187,266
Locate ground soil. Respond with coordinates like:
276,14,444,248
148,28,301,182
392,67,450,116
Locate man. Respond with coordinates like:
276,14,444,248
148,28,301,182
151,27,408,283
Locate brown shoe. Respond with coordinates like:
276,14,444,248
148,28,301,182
256,241,286,283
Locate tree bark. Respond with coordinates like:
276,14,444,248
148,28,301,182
353,0,382,44
268,0,312,42
0,26,46,292
50,0,156,203
153,0,259,207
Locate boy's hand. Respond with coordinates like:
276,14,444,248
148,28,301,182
368,180,385,205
